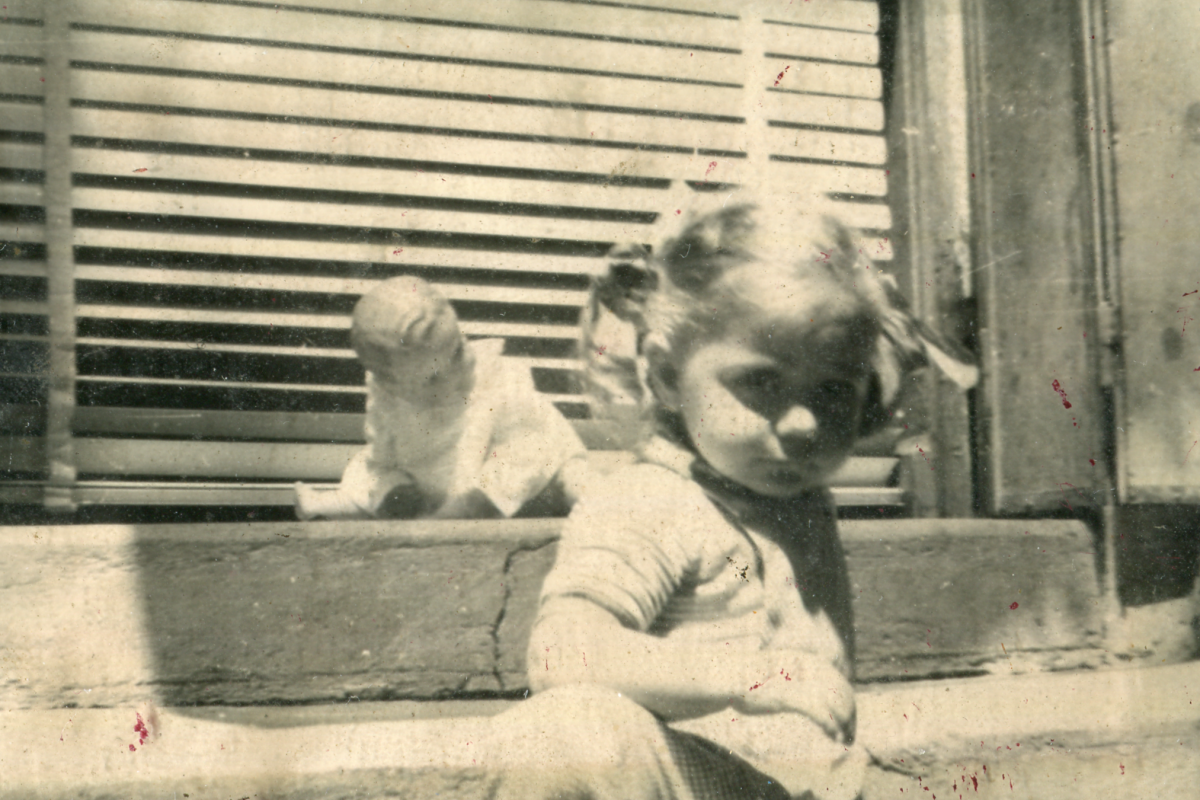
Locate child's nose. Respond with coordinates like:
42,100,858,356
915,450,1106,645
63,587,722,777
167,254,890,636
774,405,819,443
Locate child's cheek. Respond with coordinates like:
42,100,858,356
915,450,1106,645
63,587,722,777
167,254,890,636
688,391,773,449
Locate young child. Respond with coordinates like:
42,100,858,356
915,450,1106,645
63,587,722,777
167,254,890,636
295,276,587,521
483,201,975,800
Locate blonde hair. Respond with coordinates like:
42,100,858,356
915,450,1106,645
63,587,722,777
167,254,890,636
585,200,977,445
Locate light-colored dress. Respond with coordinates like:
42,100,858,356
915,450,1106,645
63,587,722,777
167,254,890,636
317,339,586,518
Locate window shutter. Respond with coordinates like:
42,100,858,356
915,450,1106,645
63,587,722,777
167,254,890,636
1,0,895,507
0,1,48,501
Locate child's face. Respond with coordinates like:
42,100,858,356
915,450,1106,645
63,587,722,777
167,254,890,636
672,279,874,496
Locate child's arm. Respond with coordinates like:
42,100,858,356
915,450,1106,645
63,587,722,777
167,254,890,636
530,595,854,738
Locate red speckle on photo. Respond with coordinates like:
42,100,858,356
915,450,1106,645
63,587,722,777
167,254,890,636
1051,379,1072,409
1010,602,1019,610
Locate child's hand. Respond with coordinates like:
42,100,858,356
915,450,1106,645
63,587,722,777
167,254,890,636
736,651,855,742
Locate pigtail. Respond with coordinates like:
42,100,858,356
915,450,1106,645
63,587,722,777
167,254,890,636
815,216,978,435
579,243,658,450
657,204,754,294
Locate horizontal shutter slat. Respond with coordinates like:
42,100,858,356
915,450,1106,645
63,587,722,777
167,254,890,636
268,0,740,49
0,140,42,169
73,434,896,484
75,5,743,87
0,179,41,206
75,373,582,405
0,300,47,315
76,338,580,376
765,125,887,165
0,62,43,95
571,0,736,17
759,22,879,64
0,101,44,131
0,262,47,280
741,160,887,197
74,265,588,307
0,0,42,17
757,58,881,99
70,149,668,215
70,69,746,152
0,222,44,242
73,228,607,275
68,29,746,118
762,91,884,132
74,303,581,341
70,109,707,179
70,187,652,244
763,0,879,33
75,437,362,480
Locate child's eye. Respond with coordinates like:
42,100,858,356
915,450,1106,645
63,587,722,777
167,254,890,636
726,368,787,415
745,370,782,393
804,381,863,431
811,381,858,407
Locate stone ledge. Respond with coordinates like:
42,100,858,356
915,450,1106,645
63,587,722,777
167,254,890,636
0,518,1105,709
2,663,1197,800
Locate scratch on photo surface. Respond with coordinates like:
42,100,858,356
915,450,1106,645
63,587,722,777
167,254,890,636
966,250,1022,275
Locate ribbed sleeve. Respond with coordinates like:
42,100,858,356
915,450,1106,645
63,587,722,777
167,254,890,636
540,464,707,631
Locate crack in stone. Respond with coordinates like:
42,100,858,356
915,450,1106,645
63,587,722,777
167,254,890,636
489,540,552,692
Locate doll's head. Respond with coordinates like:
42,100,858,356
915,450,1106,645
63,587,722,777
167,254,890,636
639,204,885,495
351,276,475,407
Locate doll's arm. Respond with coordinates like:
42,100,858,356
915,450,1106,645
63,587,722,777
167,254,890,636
529,595,853,736
294,481,366,520
295,449,377,520
295,446,417,520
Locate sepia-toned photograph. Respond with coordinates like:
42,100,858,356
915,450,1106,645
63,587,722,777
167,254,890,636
1,1,1197,797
